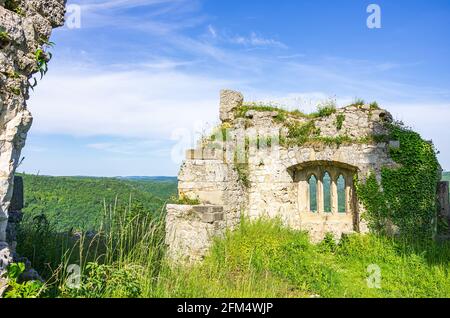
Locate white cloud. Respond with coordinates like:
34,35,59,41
28,66,234,140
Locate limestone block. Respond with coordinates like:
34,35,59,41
165,204,225,263
220,89,243,122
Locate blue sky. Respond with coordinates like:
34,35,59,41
20,0,450,176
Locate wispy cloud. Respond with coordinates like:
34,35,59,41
277,53,306,59
203,25,287,49
228,32,287,49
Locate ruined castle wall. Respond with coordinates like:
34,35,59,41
0,0,66,279
246,142,396,241
165,205,226,263
314,105,392,139
166,89,401,261
178,155,246,230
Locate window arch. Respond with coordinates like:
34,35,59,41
290,160,356,215
337,175,346,213
323,172,331,213
308,175,317,212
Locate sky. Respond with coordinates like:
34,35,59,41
20,0,450,176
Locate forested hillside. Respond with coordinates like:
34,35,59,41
18,174,177,231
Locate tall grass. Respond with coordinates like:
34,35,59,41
17,197,166,297
16,207,450,298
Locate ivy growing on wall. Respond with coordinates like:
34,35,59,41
356,122,440,239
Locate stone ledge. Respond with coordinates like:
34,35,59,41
166,204,225,224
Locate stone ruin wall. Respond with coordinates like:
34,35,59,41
166,89,401,263
0,0,66,287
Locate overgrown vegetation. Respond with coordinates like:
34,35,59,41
281,121,320,147
370,101,380,110
356,122,440,238
236,100,338,123
336,114,345,130
15,197,166,297
170,195,200,205
235,103,294,123
311,100,337,118
15,215,450,298
351,98,365,107
4,263,45,298
5,0,25,16
233,99,388,149
0,29,10,43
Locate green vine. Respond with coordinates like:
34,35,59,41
356,122,440,239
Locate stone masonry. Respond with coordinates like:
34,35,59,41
165,89,408,263
0,0,66,292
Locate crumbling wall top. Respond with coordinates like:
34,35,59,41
220,89,243,123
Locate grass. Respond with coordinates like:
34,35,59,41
236,102,338,123
282,121,320,147
370,101,380,110
12,208,450,298
351,98,365,107
170,195,201,205
165,218,450,298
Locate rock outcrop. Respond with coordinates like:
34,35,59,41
0,0,66,292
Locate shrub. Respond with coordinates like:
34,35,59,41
356,122,440,238
4,263,45,298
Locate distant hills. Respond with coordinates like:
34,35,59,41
18,174,177,231
116,176,177,181
443,172,450,182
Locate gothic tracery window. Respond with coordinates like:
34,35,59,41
308,175,317,212
337,174,346,213
299,162,355,215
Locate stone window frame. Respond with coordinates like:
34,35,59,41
291,161,357,216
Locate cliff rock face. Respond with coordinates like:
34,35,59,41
0,0,66,283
